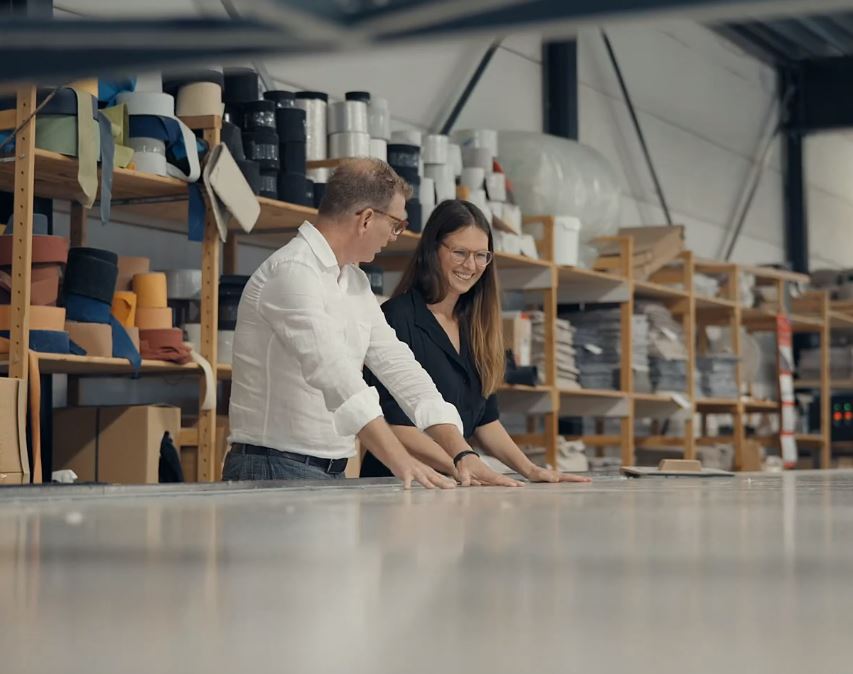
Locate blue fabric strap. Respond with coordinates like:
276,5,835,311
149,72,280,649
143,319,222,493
64,292,142,370
0,329,85,355
96,111,115,225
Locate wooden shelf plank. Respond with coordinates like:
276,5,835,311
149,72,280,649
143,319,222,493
217,364,232,380
742,399,780,413
559,387,625,399
498,384,552,393
741,265,810,284
633,280,688,301
796,379,853,390
795,434,825,446
0,353,202,376
696,398,740,413
695,295,738,311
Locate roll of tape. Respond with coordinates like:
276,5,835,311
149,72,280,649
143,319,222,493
452,128,499,157
424,164,455,203
368,97,390,140
223,67,260,104
485,172,507,202
176,82,223,117
0,305,65,331
163,68,225,96
111,291,137,328
65,320,112,358
132,272,168,308
462,146,493,171
369,138,387,161
391,130,422,147
423,134,449,165
240,100,277,131
135,72,164,93
460,167,485,190
328,132,370,159
448,143,463,177
117,256,150,291
165,269,202,300
327,100,368,134
387,143,420,168
116,91,176,117
295,92,328,161
419,177,436,210
135,306,173,330
218,330,235,365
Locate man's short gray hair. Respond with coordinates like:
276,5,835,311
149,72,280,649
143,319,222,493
318,158,413,218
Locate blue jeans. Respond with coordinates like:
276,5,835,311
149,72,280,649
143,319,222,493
222,450,346,481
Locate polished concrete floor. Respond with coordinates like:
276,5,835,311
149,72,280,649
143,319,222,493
1,471,852,673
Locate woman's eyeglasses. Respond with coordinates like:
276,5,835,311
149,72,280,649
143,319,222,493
441,242,493,267
356,207,409,236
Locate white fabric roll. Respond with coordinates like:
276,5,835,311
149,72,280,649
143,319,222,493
184,323,201,352
218,330,235,365
420,177,436,210
460,167,485,190
117,91,175,117
485,172,507,201
425,164,455,203
176,82,222,117
368,97,390,140
448,143,463,177
307,167,331,183
329,132,370,158
165,269,202,300
328,100,368,134
132,152,167,176
488,201,504,220
391,129,422,147
422,134,449,164
135,72,164,93
452,128,499,157
128,137,166,156
502,204,522,234
462,146,493,171
369,138,387,161
295,97,327,160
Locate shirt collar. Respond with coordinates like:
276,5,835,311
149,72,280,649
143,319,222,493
298,221,340,271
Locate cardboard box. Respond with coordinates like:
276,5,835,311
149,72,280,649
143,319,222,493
53,404,181,484
502,312,532,367
0,377,28,478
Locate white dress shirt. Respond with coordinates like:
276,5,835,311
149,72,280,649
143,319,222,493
228,221,464,459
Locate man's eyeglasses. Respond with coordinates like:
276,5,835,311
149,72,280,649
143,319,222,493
441,242,493,268
357,207,409,236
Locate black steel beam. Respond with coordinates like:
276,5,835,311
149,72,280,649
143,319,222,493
780,66,809,273
542,40,578,140
794,55,853,131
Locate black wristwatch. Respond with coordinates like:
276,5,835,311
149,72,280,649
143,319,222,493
453,448,479,466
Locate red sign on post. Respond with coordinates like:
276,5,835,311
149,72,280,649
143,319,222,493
777,315,798,468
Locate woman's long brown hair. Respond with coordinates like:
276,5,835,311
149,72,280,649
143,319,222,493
394,199,504,396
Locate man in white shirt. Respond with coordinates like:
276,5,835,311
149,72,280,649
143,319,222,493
226,158,520,489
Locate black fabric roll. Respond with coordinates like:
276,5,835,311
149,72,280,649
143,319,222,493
63,247,118,304
264,90,296,107
280,141,306,175
387,143,420,168
345,91,371,103
278,173,312,207
0,87,97,118
162,69,225,95
275,107,307,142
242,129,280,171
391,164,419,186
294,91,329,103
312,182,327,209
223,67,260,104
240,100,276,131
237,159,261,195
406,197,423,234
222,121,246,161
219,275,249,331
259,171,278,200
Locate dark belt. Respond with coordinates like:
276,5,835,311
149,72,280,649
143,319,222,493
233,442,348,475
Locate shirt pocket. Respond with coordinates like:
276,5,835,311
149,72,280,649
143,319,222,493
346,320,372,359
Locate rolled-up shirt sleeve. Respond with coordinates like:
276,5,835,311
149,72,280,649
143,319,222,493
257,261,382,437
364,300,464,436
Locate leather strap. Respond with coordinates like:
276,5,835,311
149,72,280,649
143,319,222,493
140,327,192,364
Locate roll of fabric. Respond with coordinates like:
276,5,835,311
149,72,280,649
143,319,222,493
329,132,370,159
281,141,307,175
219,275,250,330
0,266,61,306
387,143,420,168
111,291,137,328
135,306,173,330
460,167,486,190
420,177,436,211
162,68,225,96
238,159,262,195
0,234,68,266
218,329,235,364
140,328,192,364
116,256,150,291
241,100,276,131
132,272,168,308
69,78,99,97
425,164,455,203
259,172,278,199
485,172,507,201
294,92,328,161
346,91,371,103
407,197,423,234
328,100,368,134
221,121,246,160
307,167,330,183
176,82,223,117
64,247,118,304
423,134,449,164
452,128,499,157
264,90,296,108
313,182,327,209
0,305,65,331
369,138,387,161
368,97,390,140
126,325,140,351
275,107,307,142
277,173,312,207
128,136,167,176
0,329,85,355
118,91,176,117
65,320,112,358
392,165,419,186
448,143,463,177
165,270,202,300
223,67,260,104
63,292,141,368
135,72,163,93
242,129,280,171
462,146,494,172
391,130,422,147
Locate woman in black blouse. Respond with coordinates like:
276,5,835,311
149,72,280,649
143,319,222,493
361,199,591,484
